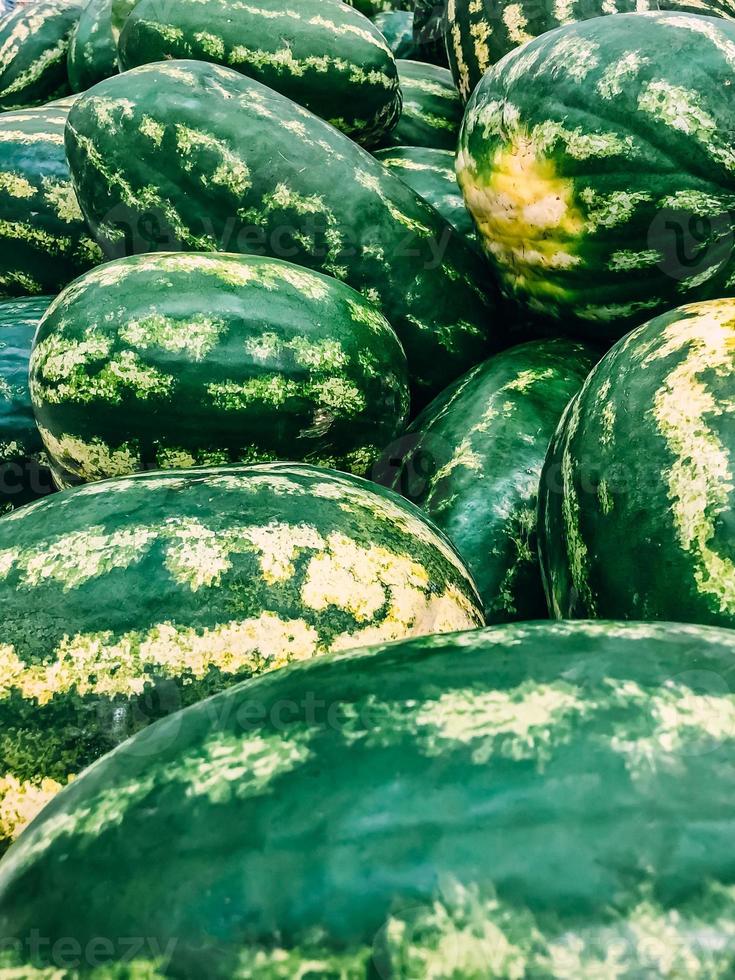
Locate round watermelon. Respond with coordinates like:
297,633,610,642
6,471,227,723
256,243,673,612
30,252,410,485
457,12,735,341
380,338,596,622
539,298,735,626
447,0,735,102
0,296,55,515
3,620,735,975
0,461,482,850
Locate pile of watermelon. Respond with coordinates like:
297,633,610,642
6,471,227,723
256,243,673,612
1,0,735,974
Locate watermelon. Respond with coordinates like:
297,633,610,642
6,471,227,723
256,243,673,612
65,60,498,404
377,339,595,622
379,58,461,149
4,619,735,976
0,0,84,110
67,0,118,93
413,0,450,66
0,461,482,850
0,296,55,515
447,0,735,102
374,145,475,240
539,298,735,627
0,102,103,297
458,13,735,341
30,252,411,486
373,9,420,59
117,0,401,147
350,0,413,16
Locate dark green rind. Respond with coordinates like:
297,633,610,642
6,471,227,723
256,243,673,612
0,0,84,110
374,145,475,239
4,621,735,976
373,10,420,59
458,13,735,339
413,0,450,66
538,297,735,626
0,461,482,851
29,252,411,484
350,0,413,16
67,0,118,93
65,60,499,405
118,0,402,147
0,296,55,514
447,0,735,102
378,339,595,621
0,103,102,298
379,59,461,150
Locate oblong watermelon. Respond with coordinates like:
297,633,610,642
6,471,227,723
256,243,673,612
539,298,735,626
29,252,410,485
380,58,461,149
380,338,596,622
458,12,735,340
118,0,401,146
65,59,498,404
67,0,118,93
0,0,84,110
448,0,735,102
3,620,735,975
0,295,55,515
0,461,482,849
0,102,103,297
374,145,475,239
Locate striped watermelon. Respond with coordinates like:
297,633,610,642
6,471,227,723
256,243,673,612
0,461,482,850
380,58,461,149
380,338,595,622
0,102,102,297
374,145,475,240
0,0,84,110
117,0,402,146
0,296,55,515
539,298,735,626
458,13,735,340
447,0,735,102
65,60,498,404
30,252,410,485
4,620,735,975
67,0,118,93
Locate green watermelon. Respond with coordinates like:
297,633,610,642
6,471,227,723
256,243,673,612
539,298,735,627
0,461,482,850
374,145,475,239
447,0,735,102
65,60,498,404
0,102,102,297
458,13,735,341
0,0,84,110
118,0,401,147
0,296,55,515
380,58,461,149
350,0,413,16
413,0,450,66
378,339,595,622
4,620,735,976
30,252,410,485
67,0,118,93
373,9,420,58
